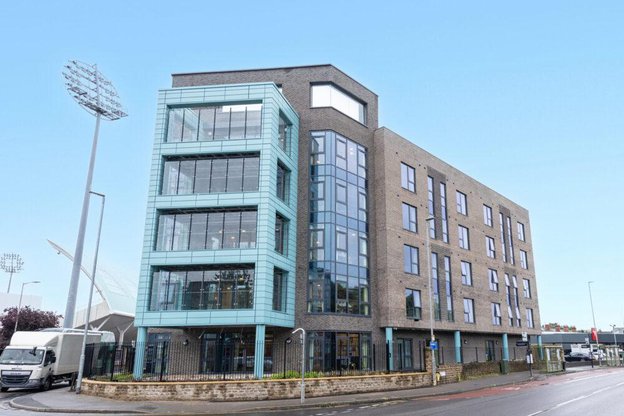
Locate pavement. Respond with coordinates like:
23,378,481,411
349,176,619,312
7,366,603,415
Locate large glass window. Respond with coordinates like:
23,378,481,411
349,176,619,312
526,308,535,328
499,213,507,262
405,289,422,320
156,210,256,251
161,155,260,195
506,216,515,265
401,163,415,192
166,104,262,142
308,131,369,316
440,183,449,243
402,203,417,232
307,332,372,372
311,84,366,124
403,245,419,274
150,266,254,311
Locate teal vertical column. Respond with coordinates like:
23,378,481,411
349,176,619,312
502,333,509,360
254,325,266,379
454,331,462,363
537,335,543,360
133,327,147,380
385,327,394,371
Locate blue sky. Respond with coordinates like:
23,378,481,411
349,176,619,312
1,1,622,331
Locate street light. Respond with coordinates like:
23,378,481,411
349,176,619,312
291,328,306,404
1,253,24,293
76,191,105,394
62,61,126,329
425,216,437,386
587,281,600,362
14,281,41,333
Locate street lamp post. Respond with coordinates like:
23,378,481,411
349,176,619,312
76,191,105,394
14,281,41,333
587,281,600,363
1,253,24,293
291,328,306,404
62,61,126,329
611,324,619,366
425,216,437,386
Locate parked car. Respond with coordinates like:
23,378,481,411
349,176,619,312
564,352,591,362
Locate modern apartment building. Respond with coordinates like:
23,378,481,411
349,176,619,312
133,65,541,378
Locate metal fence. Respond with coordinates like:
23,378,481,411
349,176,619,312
84,341,539,382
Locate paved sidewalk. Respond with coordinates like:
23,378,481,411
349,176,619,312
8,369,586,415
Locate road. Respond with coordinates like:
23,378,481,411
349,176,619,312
0,385,68,416
251,368,624,416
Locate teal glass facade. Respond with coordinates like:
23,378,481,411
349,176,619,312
134,83,298,378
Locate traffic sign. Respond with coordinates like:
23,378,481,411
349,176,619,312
430,341,438,350
522,332,528,342
516,341,528,347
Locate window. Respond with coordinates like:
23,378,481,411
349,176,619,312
278,113,292,154
505,274,513,326
483,205,493,227
427,177,435,238
166,104,262,142
488,269,499,292
492,303,502,325
523,279,531,298
431,252,441,320
273,268,286,311
150,267,254,311
520,250,529,269
311,84,366,124
276,162,290,203
275,214,288,255
486,236,496,258
402,203,417,232
517,222,526,241
444,256,454,321
397,338,413,370
512,275,521,327
161,155,260,195
461,261,472,286
526,308,535,328
405,289,422,320
499,213,507,263
463,298,475,323
506,216,515,265
456,191,467,215
157,210,257,251
440,183,449,243
401,163,415,192
403,245,419,274
458,225,470,249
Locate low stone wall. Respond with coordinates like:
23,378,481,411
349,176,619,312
82,372,431,401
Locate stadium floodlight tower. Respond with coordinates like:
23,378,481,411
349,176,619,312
0,253,24,293
61,60,127,329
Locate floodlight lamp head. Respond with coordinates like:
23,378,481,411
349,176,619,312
62,60,127,121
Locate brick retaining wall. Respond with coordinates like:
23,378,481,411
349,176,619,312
82,372,431,401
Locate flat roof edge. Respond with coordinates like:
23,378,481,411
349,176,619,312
171,64,378,97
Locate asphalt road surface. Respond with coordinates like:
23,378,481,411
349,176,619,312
251,368,624,416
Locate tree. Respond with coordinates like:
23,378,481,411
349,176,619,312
0,306,63,348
